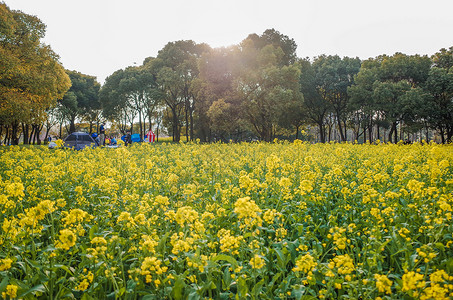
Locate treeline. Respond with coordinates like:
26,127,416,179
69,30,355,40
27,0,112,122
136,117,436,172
99,35,453,143
1,2,452,144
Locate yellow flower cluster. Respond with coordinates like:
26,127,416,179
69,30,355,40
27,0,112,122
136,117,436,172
416,246,437,263
299,179,313,195
419,269,453,300
140,235,159,253
0,258,13,271
218,229,243,255
234,196,262,227
175,206,199,227
186,254,208,272
328,226,348,250
249,254,265,269
75,270,94,291
402,271,425,296
262,209,280,224
62,208,93,235
293,253,316,275
140,256,168,286
328,254,355,275
1,284,18,299
170,232,195,255
56,229,77,250
374,274,392,294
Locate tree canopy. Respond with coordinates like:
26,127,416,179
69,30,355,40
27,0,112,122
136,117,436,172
0,2,70,144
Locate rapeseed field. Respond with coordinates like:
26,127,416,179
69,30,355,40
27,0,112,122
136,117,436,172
0,141,452,299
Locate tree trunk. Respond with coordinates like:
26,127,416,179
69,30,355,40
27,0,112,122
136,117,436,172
189,107,194,142
44,122,51,143
185,106,189,142
376,125,381,140
447,126,452,143
34,124,43,145
337,117,346,141
139,110,143,140
363,123,366,144
70,116,76,133
29,125,36,144
328,123,332,142
172,107,180,142
4,126,10,145
393,122,398,144
318,121,325,143
11,122,19,145
440,127,445,144
22,124,29,145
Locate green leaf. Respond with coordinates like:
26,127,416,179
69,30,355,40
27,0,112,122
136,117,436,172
81,293,95,300
300,296,317,300
53,264,73,275
18,284,46,298
0,276,9,292
89,224,99,240
251,278,264,298
188,290,200,300
273,249,287,270
238,276,248,299
446,257,453,273
172,276,185,300
24,257,41,269
434,242,445,251
211,254,238,269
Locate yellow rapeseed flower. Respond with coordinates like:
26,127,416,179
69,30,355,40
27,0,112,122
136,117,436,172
1,284,18,299
374,274,392,294
249,254,265,269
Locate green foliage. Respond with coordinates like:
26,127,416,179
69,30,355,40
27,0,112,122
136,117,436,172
0,2,70,144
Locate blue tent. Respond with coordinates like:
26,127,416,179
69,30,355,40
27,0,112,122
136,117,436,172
131,134,141,142
121,133,142,143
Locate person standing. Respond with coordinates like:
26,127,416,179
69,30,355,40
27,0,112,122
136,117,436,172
99,123,106,146
125,130,132,146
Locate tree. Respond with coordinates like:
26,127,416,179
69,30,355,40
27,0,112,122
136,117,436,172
244,28,297,66
348,57,385,142
349,53,432,143
60,70,100,133
299,59,330,143
100,69,134,134
0,3,70,144
235,42,301,141
423,47,453,142
310,55,361,141
150,40,209,142
195,47,236,141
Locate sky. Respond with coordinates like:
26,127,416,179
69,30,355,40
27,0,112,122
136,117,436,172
4,0,453,84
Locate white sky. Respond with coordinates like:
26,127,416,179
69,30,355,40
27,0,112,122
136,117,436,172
5,0,453,84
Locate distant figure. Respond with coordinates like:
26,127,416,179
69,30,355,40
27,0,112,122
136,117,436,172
99,123,106,145
125,130,132,146
47,136,52,142
110,136,117,145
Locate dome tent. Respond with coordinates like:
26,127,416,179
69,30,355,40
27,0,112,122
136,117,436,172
64,132,99,150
